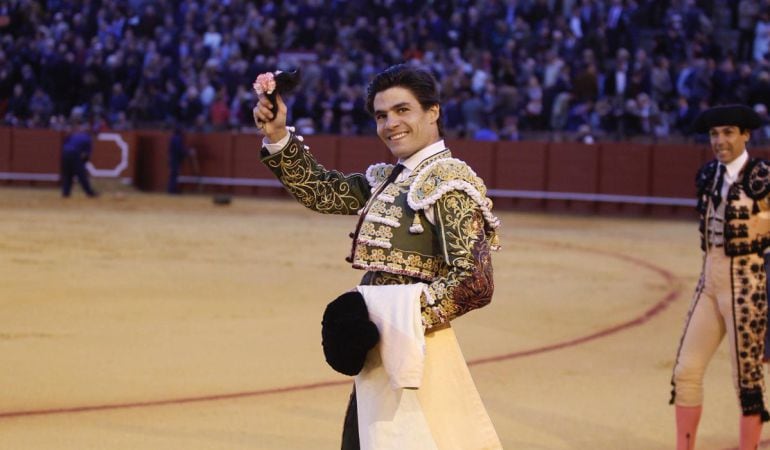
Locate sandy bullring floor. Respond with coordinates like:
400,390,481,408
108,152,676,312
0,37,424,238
0,187,764,449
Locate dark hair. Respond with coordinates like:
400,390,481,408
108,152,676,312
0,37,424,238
365,64,444,137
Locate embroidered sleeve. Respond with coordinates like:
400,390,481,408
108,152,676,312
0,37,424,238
261,133,370,214
421,190,494,329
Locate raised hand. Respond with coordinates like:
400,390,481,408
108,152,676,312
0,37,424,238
252,70,301,143
253,92,288,143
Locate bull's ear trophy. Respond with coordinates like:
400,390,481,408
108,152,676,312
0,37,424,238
253,68,302,123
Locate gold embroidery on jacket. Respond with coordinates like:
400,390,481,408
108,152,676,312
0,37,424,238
353,245,445,281
408,157,501,249
263,137,366,214
423,190,494,329
368,201,404,224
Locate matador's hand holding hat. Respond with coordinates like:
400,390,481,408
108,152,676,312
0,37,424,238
252,69,301,129
321,291,380,376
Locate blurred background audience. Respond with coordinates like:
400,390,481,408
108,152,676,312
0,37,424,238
1,0,768,143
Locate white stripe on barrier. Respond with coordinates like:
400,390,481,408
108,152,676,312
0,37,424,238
1,171,695,206
0,172,59,181
178,175,696,206
486,189,696,206
178,175,284,188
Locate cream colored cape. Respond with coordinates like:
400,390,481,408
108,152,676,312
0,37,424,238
355,284,502,450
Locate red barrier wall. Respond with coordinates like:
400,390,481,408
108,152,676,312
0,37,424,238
597,142,652,215
189,133,232,178
493,141,548,210
0,127,733,218
11,128,61,173
231,133,264,196
650,144,701,197
336,136,392,175
547,142,600,214
448,139,496,186
134,130,169,192
302,134,339,169
649,144,702,218
92,137,123,168
0,127,10,172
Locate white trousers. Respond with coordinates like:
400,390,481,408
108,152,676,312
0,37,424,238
674,251,740,406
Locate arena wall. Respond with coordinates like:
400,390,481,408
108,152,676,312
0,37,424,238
0,127,727,218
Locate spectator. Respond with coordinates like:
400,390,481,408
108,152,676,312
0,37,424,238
5,84,28,125
108,83,129,123
605,0,628,56
748,70,770,108
499,114,521,141
573,62,600,103
111,111,132,130
28,87,54,124
650,56,675,107
550,91,573,132
209,88,230,130
710,57,738,105
461,89,486,134
523,75,545,129
752,102,770,145
738,0,761,62
604,48,632,100
674,95,705,137
632,92,663,136
61,117,98,198
473,119,499,141
754,10,770,62
167,124,193,194
576,123,597,144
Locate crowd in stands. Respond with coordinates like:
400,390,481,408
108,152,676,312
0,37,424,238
4,0,770,143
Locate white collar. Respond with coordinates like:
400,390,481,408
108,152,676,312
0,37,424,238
399,140,447,172
724,150,748,179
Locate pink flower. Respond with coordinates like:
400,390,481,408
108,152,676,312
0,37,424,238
253,72,276,95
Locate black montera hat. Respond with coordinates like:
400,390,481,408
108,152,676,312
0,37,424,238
321,291,379,376
693,104,762,133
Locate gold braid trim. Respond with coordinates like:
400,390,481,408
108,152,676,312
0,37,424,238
365,163,394,188
408,157,501,250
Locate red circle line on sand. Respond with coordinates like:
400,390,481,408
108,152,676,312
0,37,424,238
469,240,682,366
0,240,683,420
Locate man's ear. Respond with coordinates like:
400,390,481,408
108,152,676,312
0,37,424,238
429,104,440,124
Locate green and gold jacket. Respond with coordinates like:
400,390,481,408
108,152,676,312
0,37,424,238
261,133,501,330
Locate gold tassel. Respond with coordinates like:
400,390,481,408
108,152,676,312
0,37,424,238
409,211,424,234
489,232,501,251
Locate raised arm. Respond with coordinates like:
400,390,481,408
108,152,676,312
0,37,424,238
254,92,371,215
